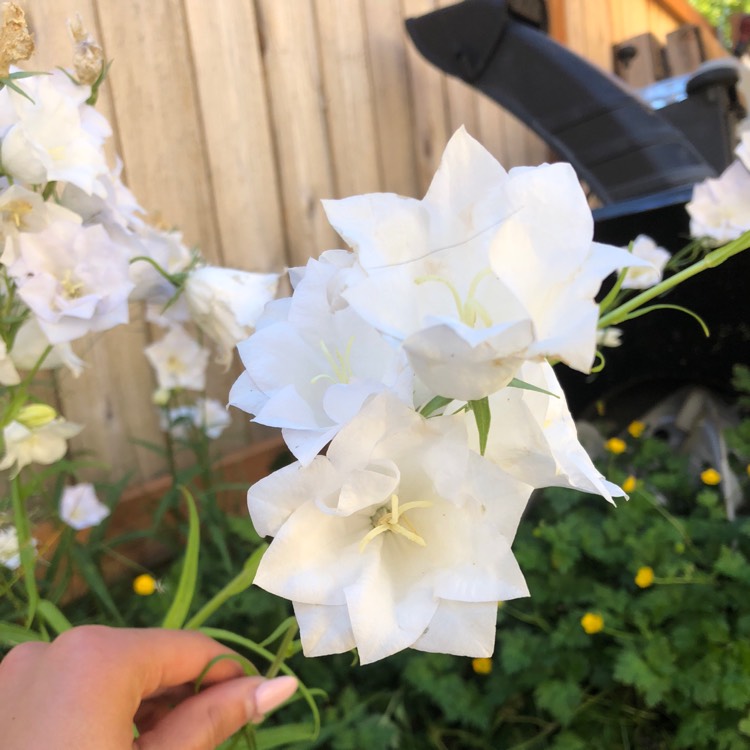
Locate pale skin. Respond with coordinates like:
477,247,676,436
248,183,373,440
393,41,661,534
0,625,298,750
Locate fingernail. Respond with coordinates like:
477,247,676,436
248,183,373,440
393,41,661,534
249,676,298,722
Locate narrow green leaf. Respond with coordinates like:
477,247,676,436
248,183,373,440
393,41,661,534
185,544,267,630
508,377,559,398
37,599,72,635
0,621,45,647
69,543,124,624
256,724,320,748
469,397,491,455
161,487,200,629
418,395,454,418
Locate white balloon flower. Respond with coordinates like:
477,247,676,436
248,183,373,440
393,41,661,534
59,483,110,530
249,393,532,665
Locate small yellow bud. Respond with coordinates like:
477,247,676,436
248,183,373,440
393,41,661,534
674,542,685,554
580,612,604,634
17,403,58,428
595,400,606,417
604,437,627,455
622,475,637,494
132,573,157,596
472,657,493,675
634,566,655,589
700,468,721,486
627,420,646,439
152,388,171,407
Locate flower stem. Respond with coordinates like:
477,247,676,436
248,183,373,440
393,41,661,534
265,619,299,679
598,229,750,329
11,474,39,628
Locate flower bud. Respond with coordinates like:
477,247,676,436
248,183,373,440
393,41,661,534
17,403,58,428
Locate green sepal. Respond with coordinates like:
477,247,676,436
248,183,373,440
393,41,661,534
469,397,491,455
508,377,559,398
419,395,453,418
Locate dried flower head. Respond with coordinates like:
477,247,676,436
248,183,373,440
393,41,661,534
67,13,103,86
0,2,34,78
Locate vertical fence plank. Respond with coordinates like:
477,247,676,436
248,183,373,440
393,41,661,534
362,0,420,197
401,0,451,195
255,0,338,264
315,0,382,198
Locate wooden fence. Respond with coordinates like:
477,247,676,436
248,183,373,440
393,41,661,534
20,0,723,487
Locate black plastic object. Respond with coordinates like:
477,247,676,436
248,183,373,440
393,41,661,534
405,0,716,204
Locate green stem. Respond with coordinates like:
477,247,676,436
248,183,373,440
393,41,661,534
11,475,39,628
599,229,750,329
266,620,299,679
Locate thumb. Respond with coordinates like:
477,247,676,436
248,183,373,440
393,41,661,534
134,675,298,750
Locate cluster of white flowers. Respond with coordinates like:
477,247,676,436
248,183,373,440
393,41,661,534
0,6,278,550
230,128,654,664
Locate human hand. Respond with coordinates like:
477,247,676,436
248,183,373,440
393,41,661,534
0,625,298,750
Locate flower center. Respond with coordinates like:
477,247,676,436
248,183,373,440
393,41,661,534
2,199,33,229
166,354,186,374
359,493,432,552
60,269,84,299
414,268,494,327
310,337,354,385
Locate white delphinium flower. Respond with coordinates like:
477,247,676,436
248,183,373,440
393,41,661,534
59,482,109,530
0,68,110,196
477,361,625,504
325,128,644,400
249,393,532,665
144,325,210,392
0,184,82,266
229,250,413,465
0,526,28,570
9,317,85,378
184,265,279,368
0,339,20,385
0,404,83,476
687,160,750,242
9,221,133,344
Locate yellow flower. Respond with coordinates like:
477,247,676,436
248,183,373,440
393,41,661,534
627,420,645,438
604,437,626,455
133,573,157,596
472,657,493,675
622,475,637,494
700,468,721,486
580,612,604,634
635,566,654,589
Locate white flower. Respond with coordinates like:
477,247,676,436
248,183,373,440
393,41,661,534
184,265,279,368
687,160,750,243
0,408,83,476
9,221,133,344
0,184,82,266
0,339,20,385
621,235,670,290
144,325,210,392
486,162,648,373
9,317,85,377
158,398,229,440
0,526,27,570
193,397,231,439
596,327,623,348
325,128,644,398
128,226,193,304
249,393,531,665
477,361,625,504
0,69,110,196
229,250,413,465
59,483,109,530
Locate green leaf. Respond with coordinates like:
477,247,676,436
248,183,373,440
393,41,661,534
185,544,267,629
37,599,72,635
68,543,124,625
508,377,559,398
161,487,200,629
0,621,45,647
534,679,583,726
255,723,320,749
419,395,454,418
469,397,491,455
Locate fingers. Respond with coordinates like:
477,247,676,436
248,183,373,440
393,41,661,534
134,675,298,750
